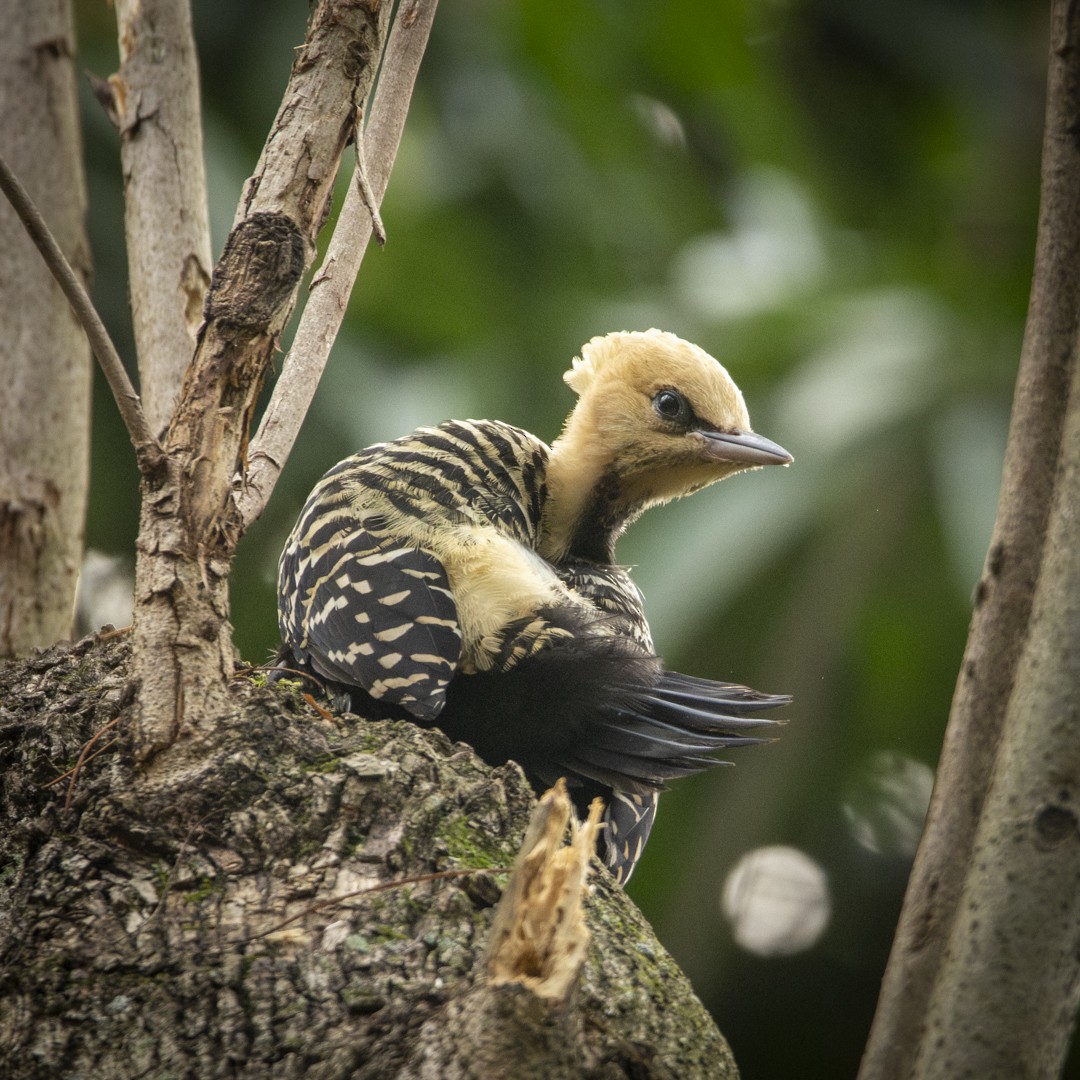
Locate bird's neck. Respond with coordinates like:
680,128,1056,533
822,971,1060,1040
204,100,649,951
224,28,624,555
541,426,642,565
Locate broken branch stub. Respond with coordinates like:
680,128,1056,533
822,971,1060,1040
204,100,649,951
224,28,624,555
486,780,605,1005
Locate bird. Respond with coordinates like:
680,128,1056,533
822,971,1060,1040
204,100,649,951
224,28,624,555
276,329,792,883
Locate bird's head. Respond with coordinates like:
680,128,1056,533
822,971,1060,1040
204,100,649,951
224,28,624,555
543,329,791,561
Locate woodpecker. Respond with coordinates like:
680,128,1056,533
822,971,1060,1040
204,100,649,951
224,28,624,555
277,329,792,883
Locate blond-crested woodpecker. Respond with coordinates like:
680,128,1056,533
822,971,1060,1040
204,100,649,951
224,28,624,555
277,329,792,883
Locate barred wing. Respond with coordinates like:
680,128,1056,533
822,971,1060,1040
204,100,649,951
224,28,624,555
279,517,461,721
277,419,550,719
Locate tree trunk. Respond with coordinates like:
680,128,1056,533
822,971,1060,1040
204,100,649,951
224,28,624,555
906,264,1080,1080
0,0,91,656
860,4,1080,1076
0,633,738,1079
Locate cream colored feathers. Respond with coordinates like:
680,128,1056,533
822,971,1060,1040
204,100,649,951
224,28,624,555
564,329,750,434
542,329,771,560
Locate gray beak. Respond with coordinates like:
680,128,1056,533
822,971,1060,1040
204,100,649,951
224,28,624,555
696,429,793,467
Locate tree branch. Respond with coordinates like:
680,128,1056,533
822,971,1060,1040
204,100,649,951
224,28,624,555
0,151,161,470
112,0,213,437
0,1,93,655
859,3,1080,1075
130,0,397,760
162,0,393,549
486,780,601,1004
234,0,438,531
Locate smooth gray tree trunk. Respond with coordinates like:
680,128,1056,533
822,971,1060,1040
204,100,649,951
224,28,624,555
860,3,1080,1076
0,0,91,656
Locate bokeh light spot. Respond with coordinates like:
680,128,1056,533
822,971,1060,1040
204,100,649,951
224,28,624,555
721,845,831,957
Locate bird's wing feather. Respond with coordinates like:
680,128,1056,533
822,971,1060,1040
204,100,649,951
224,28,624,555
280,523,461,721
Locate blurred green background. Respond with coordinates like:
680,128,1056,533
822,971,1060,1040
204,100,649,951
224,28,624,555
73,1,1051,1076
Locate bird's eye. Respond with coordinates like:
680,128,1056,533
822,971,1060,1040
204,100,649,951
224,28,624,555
652,389,690,425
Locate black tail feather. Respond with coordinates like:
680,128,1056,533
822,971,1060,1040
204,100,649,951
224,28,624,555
652,671,792,710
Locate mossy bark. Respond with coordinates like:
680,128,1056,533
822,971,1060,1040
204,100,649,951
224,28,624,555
0,633,737,1078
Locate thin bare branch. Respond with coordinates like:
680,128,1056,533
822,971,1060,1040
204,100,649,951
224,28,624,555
0,151,161,469
353,107,388,246
234,0,439,530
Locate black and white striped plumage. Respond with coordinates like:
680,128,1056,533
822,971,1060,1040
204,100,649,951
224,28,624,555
277,330,792,883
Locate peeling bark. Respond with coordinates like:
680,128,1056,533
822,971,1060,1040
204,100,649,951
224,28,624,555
236,0,439,530
131,0,392,759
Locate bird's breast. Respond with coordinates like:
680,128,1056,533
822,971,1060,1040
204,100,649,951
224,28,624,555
440,526,574,673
